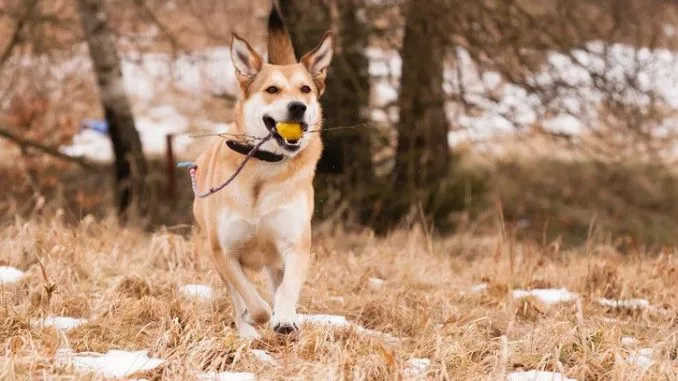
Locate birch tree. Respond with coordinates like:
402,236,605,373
77,0,147,219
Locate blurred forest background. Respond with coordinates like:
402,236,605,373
2,0,678,247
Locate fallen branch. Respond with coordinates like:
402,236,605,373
0,127,96,171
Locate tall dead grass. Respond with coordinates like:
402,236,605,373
0,216,676,380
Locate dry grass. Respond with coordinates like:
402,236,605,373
0,215,676,380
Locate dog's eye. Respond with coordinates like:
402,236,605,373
265,86,279,94
300,85,312,94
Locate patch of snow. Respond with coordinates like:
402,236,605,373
367,277,385,291
543,115,584,135
598,298,650,310
59,129,113,163
299,314,351,327
512,288,578,305
0,266,25,284
55,347,73,365
403,358,430,377
470,283,488,293
507,371,578,381
120,47,239,101
197,371,256,381
621,336,637,347
32,316,87,331
72,350,164,378
365,47,402,77
299,314,399,342
370,109,390,123
61,105,193,162
180,284,214,300
372,81,398,107
367,41,678,157
251,349,277,366
482,71,503,90
627,348,653,369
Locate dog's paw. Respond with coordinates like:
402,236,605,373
270,312,299,335
273,321,299,334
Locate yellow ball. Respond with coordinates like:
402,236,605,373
275,122,303,141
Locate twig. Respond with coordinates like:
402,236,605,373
187,134,274,198
0,126,96,171
189,131,266,140
305,123,371,134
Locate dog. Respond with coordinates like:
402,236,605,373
191,6,333,338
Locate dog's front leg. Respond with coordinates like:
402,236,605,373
211,219,272,336
227,283,260,339
210,244,271,324
269,239,310,334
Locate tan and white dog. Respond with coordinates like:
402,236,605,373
191,7,333,338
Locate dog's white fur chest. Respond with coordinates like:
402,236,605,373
216,176,310,268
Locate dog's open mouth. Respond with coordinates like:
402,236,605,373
263,116,306,151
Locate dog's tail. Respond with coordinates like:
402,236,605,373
268,2,296,65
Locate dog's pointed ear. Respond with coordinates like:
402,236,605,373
231,33,263,85
300,32,334,96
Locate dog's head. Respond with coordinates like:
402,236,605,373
230,13,333,157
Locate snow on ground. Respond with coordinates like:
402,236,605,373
368,41,678,154
298,314,399,342
60,105,194,162
32,316,87,331
197,371,256,381
43,37,678,161
403,358,431,377
621,336,637,347
627,348,654,369
46,44,241,162
121,47,238,103
251,350,278,366
512,288,579,305
597,298,650,310
507,370,578,381
179,284,215,300
0,266,25,284
72,350,164,378
367,277,385,290
298,314,352,327
470,283,489,293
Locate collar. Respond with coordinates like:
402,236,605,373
226,140,285,163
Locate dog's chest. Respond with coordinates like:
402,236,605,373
216,179,309,257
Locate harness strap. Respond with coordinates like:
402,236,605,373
177,134,277,198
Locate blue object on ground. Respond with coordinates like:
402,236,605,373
177,161,197,169
80,119,109,135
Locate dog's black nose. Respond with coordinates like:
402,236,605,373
288,102,307,119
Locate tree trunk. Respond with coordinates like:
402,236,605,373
279,0,375,224
77,0,147,219
374,0,452,232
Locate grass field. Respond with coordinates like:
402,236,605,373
1,215,676,380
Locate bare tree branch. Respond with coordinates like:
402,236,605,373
0,0,38,67
0,126,96,171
